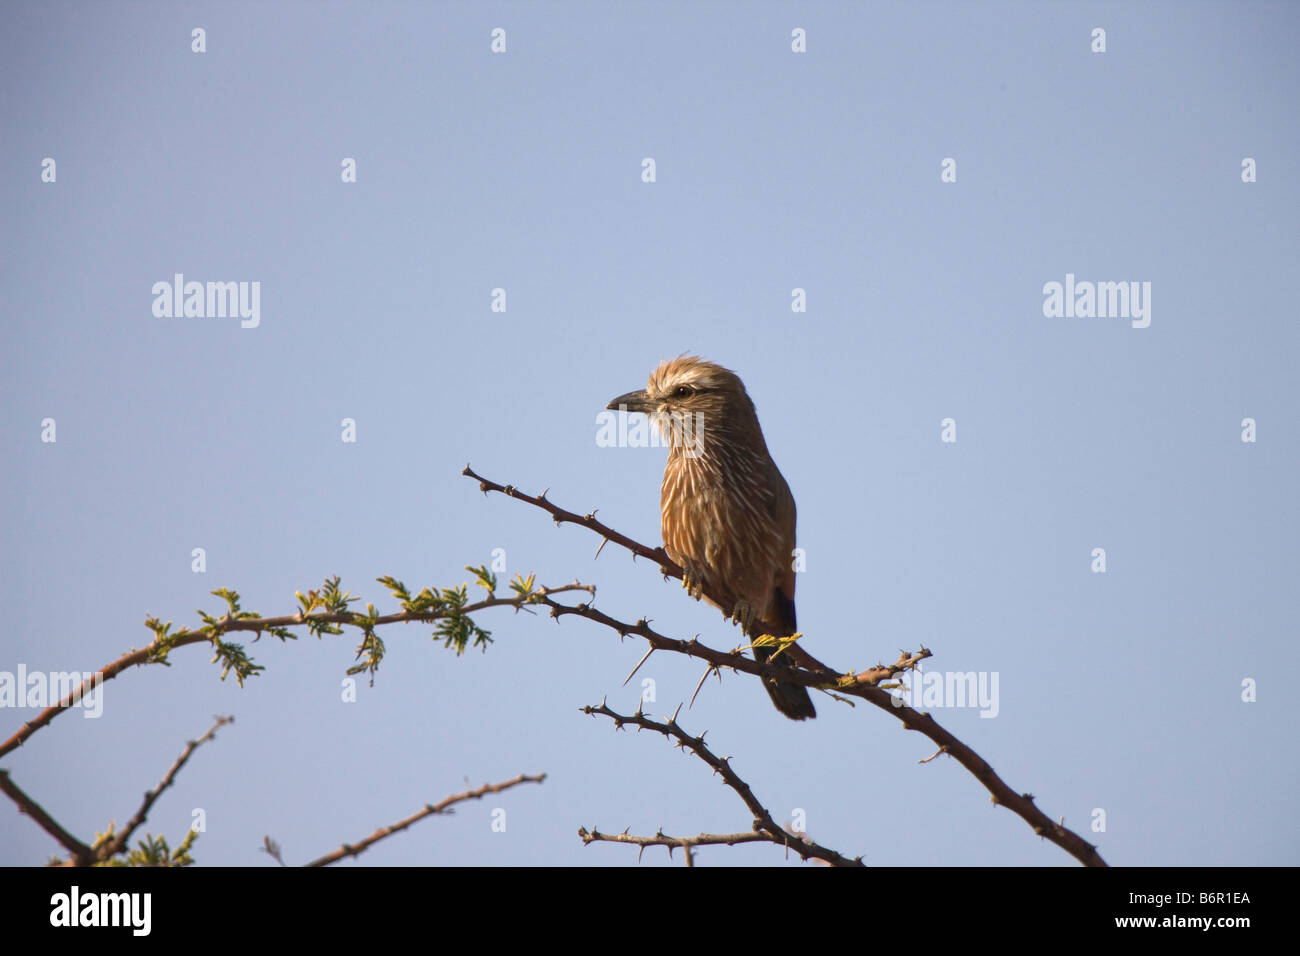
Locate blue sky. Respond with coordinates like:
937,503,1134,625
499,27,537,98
2,1,1297,866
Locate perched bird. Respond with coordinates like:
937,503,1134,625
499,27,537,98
606,356,815,720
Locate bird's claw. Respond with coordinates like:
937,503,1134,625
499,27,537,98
680,565,705,601
731,598,756,633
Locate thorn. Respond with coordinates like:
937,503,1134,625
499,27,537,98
688,665,714,709
623,647,655,686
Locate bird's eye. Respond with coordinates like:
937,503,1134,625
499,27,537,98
674,385,694,398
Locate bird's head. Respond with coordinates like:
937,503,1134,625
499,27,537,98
606,356,756,455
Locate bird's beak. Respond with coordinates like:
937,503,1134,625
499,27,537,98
606,389,653,413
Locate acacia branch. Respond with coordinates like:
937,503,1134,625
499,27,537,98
0,580,593,761
578,826,769,865
582,701,863,866
303,773,546,867
3,715,231,866
465,466,1107,868
99,715,234,860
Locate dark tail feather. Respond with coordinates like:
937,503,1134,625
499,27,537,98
756,587,816,720
755,644,817,720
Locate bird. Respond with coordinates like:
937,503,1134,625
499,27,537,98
606,356,816,720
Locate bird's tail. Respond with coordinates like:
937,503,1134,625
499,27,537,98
756,587,816,720
754,644,817,720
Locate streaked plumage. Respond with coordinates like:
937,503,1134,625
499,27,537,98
607,356,815,719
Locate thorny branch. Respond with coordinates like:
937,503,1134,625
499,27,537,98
99,715,234,860
302,773,546,867
2,715,232,866
581,701,863,866
465,465,1108,868
578,826,769,866
0,770,95,865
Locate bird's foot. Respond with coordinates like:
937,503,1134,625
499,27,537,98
731,598,756,633
680,563,705,601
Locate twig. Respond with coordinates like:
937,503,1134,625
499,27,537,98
2,714,233,865
842,648,933,687
99,715,233,860
260,835,287,866
0,770,94,865
304,773,546,867
582,701,864,866
578,825,769,864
